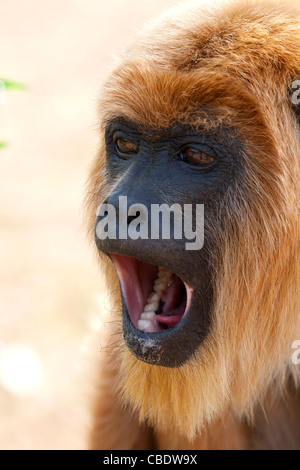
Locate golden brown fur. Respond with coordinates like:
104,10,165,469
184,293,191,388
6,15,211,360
86,0,300,449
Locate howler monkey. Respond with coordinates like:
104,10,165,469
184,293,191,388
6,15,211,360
86,0,300,450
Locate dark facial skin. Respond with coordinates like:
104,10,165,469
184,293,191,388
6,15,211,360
95,119,240,368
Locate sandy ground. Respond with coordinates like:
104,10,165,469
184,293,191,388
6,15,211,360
0,0,176,450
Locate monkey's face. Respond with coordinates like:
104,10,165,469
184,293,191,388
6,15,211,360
95,119,240,367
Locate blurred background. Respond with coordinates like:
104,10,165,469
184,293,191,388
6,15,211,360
0,0,176,449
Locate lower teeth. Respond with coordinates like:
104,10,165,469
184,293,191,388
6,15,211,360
137,267,173,332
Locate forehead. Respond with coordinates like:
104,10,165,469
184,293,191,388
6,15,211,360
99,62,260,133
105,117,213,142
99,0,300,133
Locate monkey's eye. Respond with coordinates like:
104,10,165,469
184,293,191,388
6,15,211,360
180,147,215,167
116,138,139,156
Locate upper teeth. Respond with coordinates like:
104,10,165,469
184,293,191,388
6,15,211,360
137,267,173,332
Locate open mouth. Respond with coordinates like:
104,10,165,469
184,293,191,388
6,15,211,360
107,252,211,368
111,254,192,334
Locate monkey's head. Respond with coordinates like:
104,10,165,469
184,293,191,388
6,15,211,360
87,0,300,438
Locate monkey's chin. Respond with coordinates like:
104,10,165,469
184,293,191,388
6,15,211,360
111,254,208,368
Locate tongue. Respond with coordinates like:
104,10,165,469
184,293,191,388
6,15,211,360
155,313,183,328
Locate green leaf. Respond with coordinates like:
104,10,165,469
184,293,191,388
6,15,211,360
0,142,7,149
0,79,27,91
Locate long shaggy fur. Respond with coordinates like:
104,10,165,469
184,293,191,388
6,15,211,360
86,0,300,448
